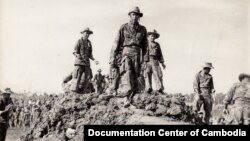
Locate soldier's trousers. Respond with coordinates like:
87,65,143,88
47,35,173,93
110,67,120,93
95,83,104,94
71,65,92,93
144,58,164,92
118,55,140,97
193,93,213,124
0,123,8,141
230,100,250,125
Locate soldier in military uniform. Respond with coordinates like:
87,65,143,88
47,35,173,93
0,88,14,141
223,73,250,125
193,63,215,124
109,6,147,106
143,30,166,94
93,69,105,94
71,27,99,93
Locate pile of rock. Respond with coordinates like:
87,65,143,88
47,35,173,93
20,92,197,141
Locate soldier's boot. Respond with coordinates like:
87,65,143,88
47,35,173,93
124,91,135,108
123,98,131,108
145,88,153,94
156,89,164,94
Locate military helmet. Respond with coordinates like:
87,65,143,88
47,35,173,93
148,29,160,39
128,6,143,17
80,27,93,34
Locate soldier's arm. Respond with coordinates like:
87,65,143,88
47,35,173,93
210,77,215,93
88,41,95,61
223,84,237,109
157,43,166,69
110,25,124,65
141,27,148,63
193,73,200,94
73,39,81,58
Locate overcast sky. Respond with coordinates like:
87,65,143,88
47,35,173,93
0,0,249,94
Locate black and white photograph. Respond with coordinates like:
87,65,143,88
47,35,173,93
0,0,250,140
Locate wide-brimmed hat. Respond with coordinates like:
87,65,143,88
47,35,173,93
2,88,13,95
238,73,250,81
128,6,143,17
202,62,214,69
80,27,93,34
147,30,160,39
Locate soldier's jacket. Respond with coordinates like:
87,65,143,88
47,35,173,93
110,22,147,65
74,37,94,66
144,41,164,63
93,74,105,84
0,97,13,124
223,82,250,105
193,71,214,93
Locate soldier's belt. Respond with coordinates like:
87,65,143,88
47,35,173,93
149,56,158,60
123,45,140,49
199,88,212,94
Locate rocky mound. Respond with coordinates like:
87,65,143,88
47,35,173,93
20,92,199,141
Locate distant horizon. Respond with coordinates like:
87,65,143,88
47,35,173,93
1,0,249,94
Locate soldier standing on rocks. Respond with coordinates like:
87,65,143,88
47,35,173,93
143,30,166,94
93,69,105,94
109,6,147,106
0,88,14,141
193,62,215,124
223,73,250,125
71,27,99,93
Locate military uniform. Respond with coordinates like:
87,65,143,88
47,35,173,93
110,7,147,97
93,70,105,94
144,30,165,93
223,82,250,125
71,28,94,93
0,89,14,141
193,63,215,124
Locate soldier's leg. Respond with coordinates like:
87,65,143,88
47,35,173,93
119,57,133,95
70,66,83,92
232,107,243,125
203,94,213,124
110,67,119,94
0,124,7,141
192,94,203,112
97,84,101,94
152,60,164,91
79,66,86,92
85,67,93,93
242,107,250,125
144,63,153,93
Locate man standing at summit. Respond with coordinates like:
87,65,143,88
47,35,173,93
110,6,147,106
71,28,99,93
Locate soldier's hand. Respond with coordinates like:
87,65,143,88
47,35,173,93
5,104,14,111
211,89,216,93
223,108,229,115
162,64,166,69
95,60,99,65
0,111,3,115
